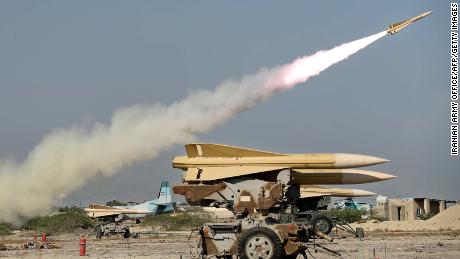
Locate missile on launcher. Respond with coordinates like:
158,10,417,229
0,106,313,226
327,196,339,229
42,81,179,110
172,143,394,217
292,168,396,185
299,185,376,198
173,143,390,183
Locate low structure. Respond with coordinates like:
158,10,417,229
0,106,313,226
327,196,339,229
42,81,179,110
375,195,457,221
202,207,235,219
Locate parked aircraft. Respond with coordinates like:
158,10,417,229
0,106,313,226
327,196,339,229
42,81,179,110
84,181,174,222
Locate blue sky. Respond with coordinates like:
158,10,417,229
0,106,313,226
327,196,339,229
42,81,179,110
0,1,457,205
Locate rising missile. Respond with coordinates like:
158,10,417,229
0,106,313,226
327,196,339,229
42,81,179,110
387,11,432,35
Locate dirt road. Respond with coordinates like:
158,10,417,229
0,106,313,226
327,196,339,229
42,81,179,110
1,230,459,258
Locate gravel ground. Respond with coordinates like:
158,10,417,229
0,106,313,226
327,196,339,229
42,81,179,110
0,231,459,258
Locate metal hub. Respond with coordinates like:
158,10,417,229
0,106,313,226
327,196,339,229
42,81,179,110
315,219,330,233
245,234,274,259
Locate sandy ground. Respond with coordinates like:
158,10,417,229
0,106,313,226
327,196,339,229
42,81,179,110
1,206,459,258
1,230,459,259
351,204,460,232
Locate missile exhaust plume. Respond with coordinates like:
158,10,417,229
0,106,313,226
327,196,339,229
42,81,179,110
0,31,386,224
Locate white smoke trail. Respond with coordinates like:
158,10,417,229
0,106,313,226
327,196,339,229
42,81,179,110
0,31,386,224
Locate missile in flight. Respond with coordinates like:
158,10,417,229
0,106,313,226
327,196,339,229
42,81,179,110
387,11,432,35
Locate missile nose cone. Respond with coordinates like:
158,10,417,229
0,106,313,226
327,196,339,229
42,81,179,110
380,173,397,180
341,169,397,184
418,11,432,20
362,171,396,182
334,153,389,168
352,189,377,197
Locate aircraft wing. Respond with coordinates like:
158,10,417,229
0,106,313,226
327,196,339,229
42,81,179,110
84,204,151,218
87,204,114,210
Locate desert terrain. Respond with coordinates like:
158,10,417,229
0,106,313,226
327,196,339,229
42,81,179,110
0,230,459,259
1,205,459,258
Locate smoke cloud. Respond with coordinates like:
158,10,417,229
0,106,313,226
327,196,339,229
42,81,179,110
0,31,386,224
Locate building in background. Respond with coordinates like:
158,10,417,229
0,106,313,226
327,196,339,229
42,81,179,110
374,195,457,221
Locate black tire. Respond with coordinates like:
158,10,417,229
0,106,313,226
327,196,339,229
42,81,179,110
238,226,284,259
123,227,130,239
96,227,103,239
311,214,333,235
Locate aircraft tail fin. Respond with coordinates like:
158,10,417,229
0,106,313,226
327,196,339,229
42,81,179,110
185,143,284,158
157,181,172,203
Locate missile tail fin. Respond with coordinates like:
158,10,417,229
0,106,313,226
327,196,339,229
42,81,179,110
388,20,407,29
185,143,284,157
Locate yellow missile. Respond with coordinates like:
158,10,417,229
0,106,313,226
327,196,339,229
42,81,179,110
174,144,394,184
300,185,376,198
292,169,396,185
387,11,432,35
173,143,389,170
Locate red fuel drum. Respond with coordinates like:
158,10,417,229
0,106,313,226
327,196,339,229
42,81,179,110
79,237,86,256
41,232,46,242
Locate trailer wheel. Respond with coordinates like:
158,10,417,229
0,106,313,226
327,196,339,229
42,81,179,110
122,227,130,239
238,226,284,259
96,227,103,239
311,215,333,235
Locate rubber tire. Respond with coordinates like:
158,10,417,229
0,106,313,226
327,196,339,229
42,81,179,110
123,227,130,239
311,214,333,235
96,227,103,239
238,226,285,259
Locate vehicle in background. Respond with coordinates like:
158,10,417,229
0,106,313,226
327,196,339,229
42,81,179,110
334,197,371,212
